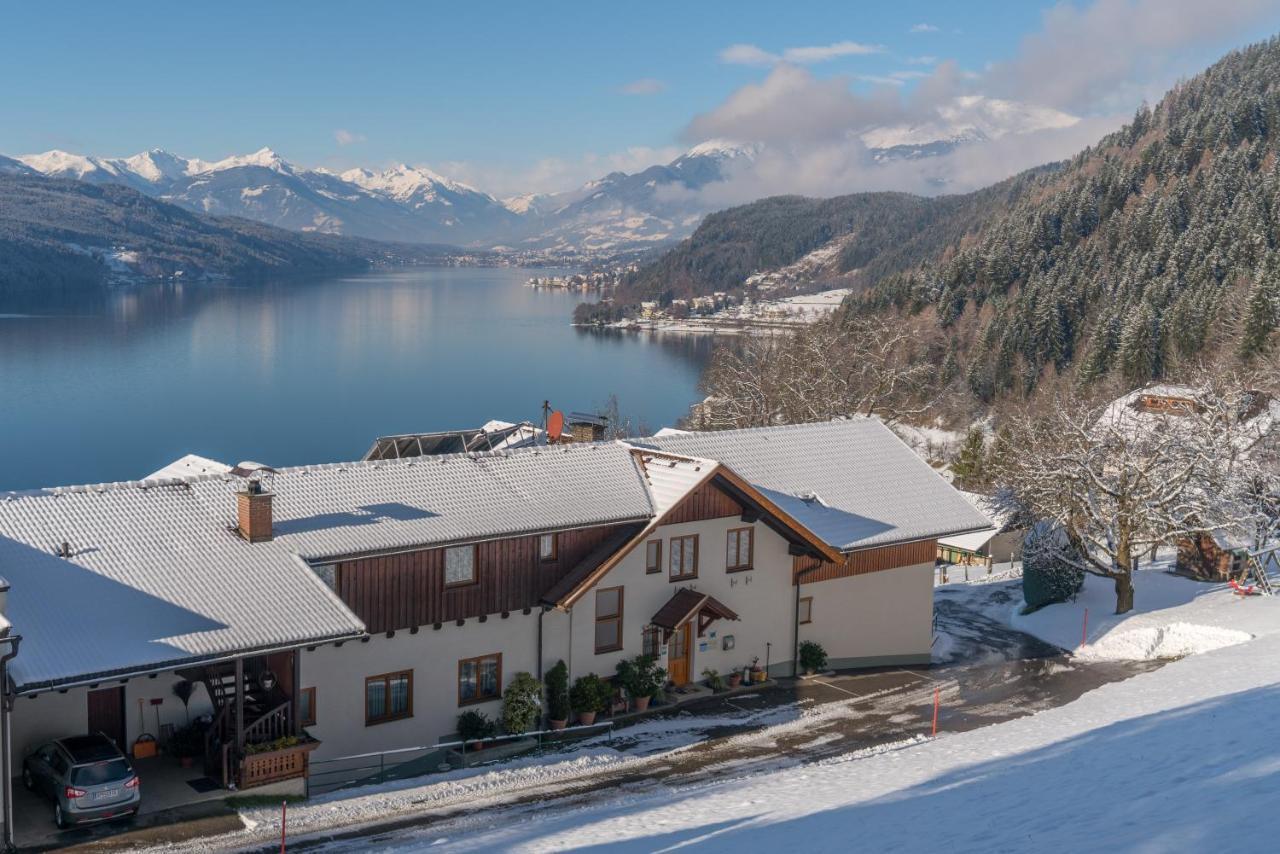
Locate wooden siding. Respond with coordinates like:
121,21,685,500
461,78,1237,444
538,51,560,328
663,480,743,525
336,524,630,633
793,539,938,583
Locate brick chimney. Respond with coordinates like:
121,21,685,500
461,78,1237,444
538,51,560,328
236,478,274,542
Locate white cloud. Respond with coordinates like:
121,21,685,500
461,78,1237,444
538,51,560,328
719,40,885,67
986,0,1280,112
620,78,666,95
719,43,780,66
333,129,365,146
910,23,940,33
906,55,938,65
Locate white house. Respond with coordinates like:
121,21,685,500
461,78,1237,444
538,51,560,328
0,419,990,839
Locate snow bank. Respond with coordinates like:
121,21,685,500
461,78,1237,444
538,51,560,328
1074,622,1252,661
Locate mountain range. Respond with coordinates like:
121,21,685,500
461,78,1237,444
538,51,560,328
627,36,1280,398
7,95,1078,253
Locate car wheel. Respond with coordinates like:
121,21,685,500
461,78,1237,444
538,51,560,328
54,802,68,829
22,766,34,791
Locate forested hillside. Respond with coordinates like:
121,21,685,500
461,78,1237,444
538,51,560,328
861,36,1280,399
616,177,1042,305
0,173,460,295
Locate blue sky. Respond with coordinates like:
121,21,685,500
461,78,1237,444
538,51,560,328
5,1,1280,196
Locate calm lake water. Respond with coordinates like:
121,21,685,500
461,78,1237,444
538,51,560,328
0,268,714,491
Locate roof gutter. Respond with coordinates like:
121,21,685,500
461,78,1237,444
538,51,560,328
12,630,364,698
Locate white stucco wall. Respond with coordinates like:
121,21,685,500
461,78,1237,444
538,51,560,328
10,673,213,761
799,561,935,668
554,515,799,688
301,611,540,761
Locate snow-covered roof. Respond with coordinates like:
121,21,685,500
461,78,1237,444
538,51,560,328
937,529,997,553
1099,384,1280,451
0,442,657,692
145,453,232,481
640,420,993,551
632,452,718,516
0,483,365,693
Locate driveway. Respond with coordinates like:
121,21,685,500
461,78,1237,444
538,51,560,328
216,578,1162,853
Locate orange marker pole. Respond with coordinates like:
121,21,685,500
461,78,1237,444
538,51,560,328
931,686,940,737
281,800,287,853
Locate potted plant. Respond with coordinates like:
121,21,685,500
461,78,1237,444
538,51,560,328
750,656,767,683
570,674,608,726
727,668,743,689
502,671,542,735
544,660,570,730
798,640,828,676
615,655,666,712
456,710,496,750
169,724,203,768
702,667,726,692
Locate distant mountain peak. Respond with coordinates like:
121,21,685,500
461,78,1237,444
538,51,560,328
682,139,758,159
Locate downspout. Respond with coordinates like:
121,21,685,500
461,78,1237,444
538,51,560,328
792,580,800,679
1,633,23,853
537,607,545,682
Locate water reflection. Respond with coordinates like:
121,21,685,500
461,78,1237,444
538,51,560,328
0,268,715,490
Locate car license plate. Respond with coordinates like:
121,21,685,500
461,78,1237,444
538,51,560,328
94,788,119,801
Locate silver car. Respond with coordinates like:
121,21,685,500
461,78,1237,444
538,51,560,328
22,733,141,828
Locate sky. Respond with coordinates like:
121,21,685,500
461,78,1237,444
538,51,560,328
5,1,1280,198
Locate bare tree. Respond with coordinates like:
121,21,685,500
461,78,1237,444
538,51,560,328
696,316,935,429
993,384,1263,614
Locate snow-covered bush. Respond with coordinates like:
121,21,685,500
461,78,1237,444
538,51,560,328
1021,521,1085,613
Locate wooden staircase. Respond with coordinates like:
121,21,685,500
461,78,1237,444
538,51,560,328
181,659,295,786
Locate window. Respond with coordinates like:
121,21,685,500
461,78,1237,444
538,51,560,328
366,670,413,725
539,533,558,561
444,545,476,586
642,625,663,658
726,527,754,572
595,586,624,653
669,535,698,580
298,687,316,727
798,597,813,625
645,540,662,574
458,654,502,705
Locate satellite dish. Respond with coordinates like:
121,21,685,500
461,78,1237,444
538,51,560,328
547,410,565,443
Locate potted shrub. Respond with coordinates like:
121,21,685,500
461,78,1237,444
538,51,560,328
502,671,542,735
169,724,203,768
702,668,726,692
544,660,570,730
615,655,666,713
570,674,608,725
457,710,496,750
750,656,767,683
727,668,743,689
798,640,828,676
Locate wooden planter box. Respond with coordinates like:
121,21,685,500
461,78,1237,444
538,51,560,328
240,740,319,789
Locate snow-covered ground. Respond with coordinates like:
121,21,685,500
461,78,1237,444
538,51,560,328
292,568,1280,853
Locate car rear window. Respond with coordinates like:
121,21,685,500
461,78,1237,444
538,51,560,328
71,759,131,786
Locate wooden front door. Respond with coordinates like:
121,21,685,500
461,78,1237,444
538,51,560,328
668,623,692,686
87,687,127,749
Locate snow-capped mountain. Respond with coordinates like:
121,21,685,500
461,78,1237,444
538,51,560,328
860,96,1079,161
508,140,760,251
14,147,518,244
7,103,1073,252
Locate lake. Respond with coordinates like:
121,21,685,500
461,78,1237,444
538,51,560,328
0,268,715,491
